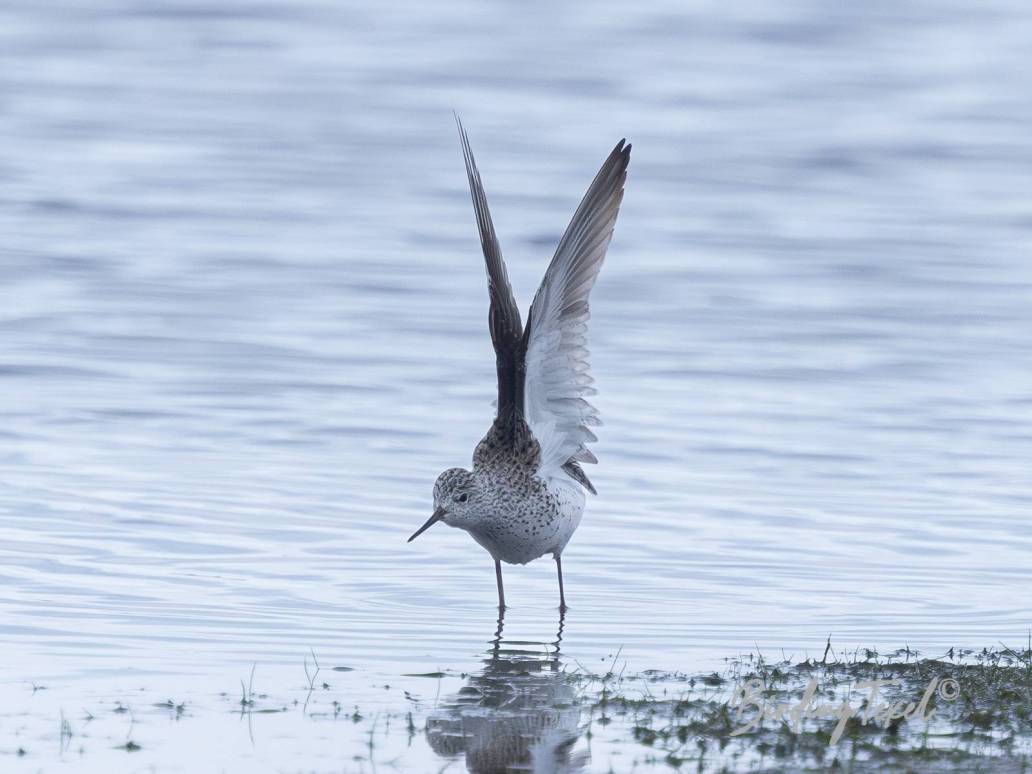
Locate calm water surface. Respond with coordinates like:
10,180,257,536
1,0,1031,770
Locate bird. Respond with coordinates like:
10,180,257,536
407,117,630,611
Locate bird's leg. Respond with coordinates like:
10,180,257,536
555,554,567,612
494,559,506,610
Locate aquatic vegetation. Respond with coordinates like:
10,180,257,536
9,643,1032,772
573,642,1032,771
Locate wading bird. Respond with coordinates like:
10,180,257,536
407,119,630,611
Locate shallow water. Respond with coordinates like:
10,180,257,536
2,0,1032,770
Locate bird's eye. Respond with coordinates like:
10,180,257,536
455,492,469,503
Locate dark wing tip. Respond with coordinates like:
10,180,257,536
606,139,631,178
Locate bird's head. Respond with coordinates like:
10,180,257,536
407,467,479,541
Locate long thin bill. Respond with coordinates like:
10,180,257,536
407,507,445,542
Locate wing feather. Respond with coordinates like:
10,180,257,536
524,140,631,485
455,117,524,419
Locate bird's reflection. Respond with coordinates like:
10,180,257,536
425,610,588,773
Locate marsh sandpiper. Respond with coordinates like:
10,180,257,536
408,118,630,611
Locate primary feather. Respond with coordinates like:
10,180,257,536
456,116,525,419
524,140,631,485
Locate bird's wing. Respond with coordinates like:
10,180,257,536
456,117,524,418
523,139,630,485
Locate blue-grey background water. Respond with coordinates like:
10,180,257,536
1,0,1031,770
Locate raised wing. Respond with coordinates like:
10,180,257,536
523,139,630,487
456,117,525,419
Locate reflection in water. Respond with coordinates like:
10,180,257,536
426,613,588,773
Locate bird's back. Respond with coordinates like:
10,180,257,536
468,416,585,565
